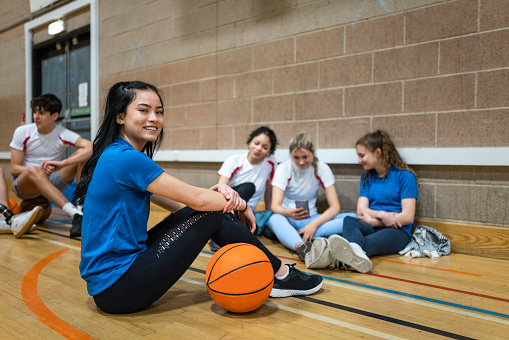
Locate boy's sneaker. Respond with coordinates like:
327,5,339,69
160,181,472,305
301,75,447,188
295,241,312,260
305,237,331,269
10,206,43,238
70,214,82,238
328,235,372,273
270,264,323,298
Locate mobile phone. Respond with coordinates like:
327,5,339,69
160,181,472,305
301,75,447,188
295,200,309,213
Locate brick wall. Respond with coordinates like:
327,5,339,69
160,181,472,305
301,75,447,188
0,0,508,227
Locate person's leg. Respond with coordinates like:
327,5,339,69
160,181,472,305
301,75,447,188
313,212,358,238
0,168,8,207
362,228,411,257
342,216,376,246
266,213,304,250
14,167,70,209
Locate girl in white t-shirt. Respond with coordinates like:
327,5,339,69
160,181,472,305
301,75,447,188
267,133,356,264
217,126,278,211
211,126,278,251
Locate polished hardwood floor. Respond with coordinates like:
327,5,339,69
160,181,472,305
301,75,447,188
1,206,508,339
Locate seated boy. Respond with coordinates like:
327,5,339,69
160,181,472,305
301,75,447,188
10,94,92,237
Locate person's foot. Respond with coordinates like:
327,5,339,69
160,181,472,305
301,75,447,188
70,214,82,238
10,206,43,238
328,235,372,273
295,241,312,260
270,264,323,298
305,237,331,269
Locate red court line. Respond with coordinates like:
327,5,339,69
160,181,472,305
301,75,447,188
372,257,482,277
21,248,94,340
367,272,509,303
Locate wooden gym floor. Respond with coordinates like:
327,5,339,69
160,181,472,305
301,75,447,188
1,206,508,340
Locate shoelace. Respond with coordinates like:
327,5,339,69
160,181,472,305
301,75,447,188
287,263,309,279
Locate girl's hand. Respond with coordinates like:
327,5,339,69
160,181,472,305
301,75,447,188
288,207,309,220
211,183,242,213
298,224,317,242
359,213,382,227
239,204,257,233
379,211,402,228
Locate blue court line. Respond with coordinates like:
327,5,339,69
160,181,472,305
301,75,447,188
202,249,508,319
319,272,509,319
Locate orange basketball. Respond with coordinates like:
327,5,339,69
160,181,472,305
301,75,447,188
8,199,20,215
206,243,274,313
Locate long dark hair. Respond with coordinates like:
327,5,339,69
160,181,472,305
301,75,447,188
356,130,418,187
74,81,164,205
247,126,278,155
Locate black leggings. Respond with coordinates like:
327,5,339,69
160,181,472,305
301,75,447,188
93,207,282,314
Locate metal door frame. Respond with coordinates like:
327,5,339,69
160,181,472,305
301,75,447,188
24,0,99,140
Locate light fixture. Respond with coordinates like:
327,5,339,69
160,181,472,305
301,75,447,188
48,19,67,35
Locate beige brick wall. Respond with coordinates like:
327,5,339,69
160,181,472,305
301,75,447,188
0,0,508,227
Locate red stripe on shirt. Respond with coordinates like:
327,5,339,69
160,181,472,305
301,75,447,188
22,137,31,151
59,137,75,147
316,175,325,189
268,161,275,182
229,166,243,180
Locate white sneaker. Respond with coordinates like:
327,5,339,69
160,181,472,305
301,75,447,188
10,206,43,238
305,237,331,269
328,235,372,273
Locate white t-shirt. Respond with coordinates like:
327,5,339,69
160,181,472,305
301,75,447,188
10,123,81,168
218,153,277,210
271,159,335,216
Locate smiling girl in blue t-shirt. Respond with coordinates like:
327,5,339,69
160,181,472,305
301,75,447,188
328,130,418,273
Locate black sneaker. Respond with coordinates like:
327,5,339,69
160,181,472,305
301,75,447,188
295,241,312,260
270,264,323,298
209,239,220,252
70,214,82,238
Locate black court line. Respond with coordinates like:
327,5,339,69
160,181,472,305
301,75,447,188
188,267,473,340
36,228,80,240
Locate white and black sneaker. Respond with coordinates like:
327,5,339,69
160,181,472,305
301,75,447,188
305,237,331,269
8,206,43,238
328,235,372,273
295,241,312,260
270,264,323,298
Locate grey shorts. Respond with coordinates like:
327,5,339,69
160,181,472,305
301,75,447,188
12,170,71,200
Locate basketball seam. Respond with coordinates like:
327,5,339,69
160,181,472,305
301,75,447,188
206,243,251,284
207,278,274,296
207,260,271,286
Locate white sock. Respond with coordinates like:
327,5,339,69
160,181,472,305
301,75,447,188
275,264,290,280
62,202,82,217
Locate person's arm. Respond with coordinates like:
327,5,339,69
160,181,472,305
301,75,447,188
263,180,272,210
209,182,242,212
217,175,230,185
150,194,186,213
40,137,93,173
147,172,255,227
298,185,341,242
358,196,416,228
270,186,308,220
10,148,26,178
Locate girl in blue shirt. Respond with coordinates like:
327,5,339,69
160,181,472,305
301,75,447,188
328,130,418,273
74,81,322,314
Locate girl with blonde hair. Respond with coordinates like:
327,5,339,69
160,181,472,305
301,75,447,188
267,132,356,266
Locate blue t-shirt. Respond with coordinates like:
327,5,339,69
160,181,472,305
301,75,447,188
79,137,164,296
359,165,418,236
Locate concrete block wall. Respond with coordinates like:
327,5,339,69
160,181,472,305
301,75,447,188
0,0,508,227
